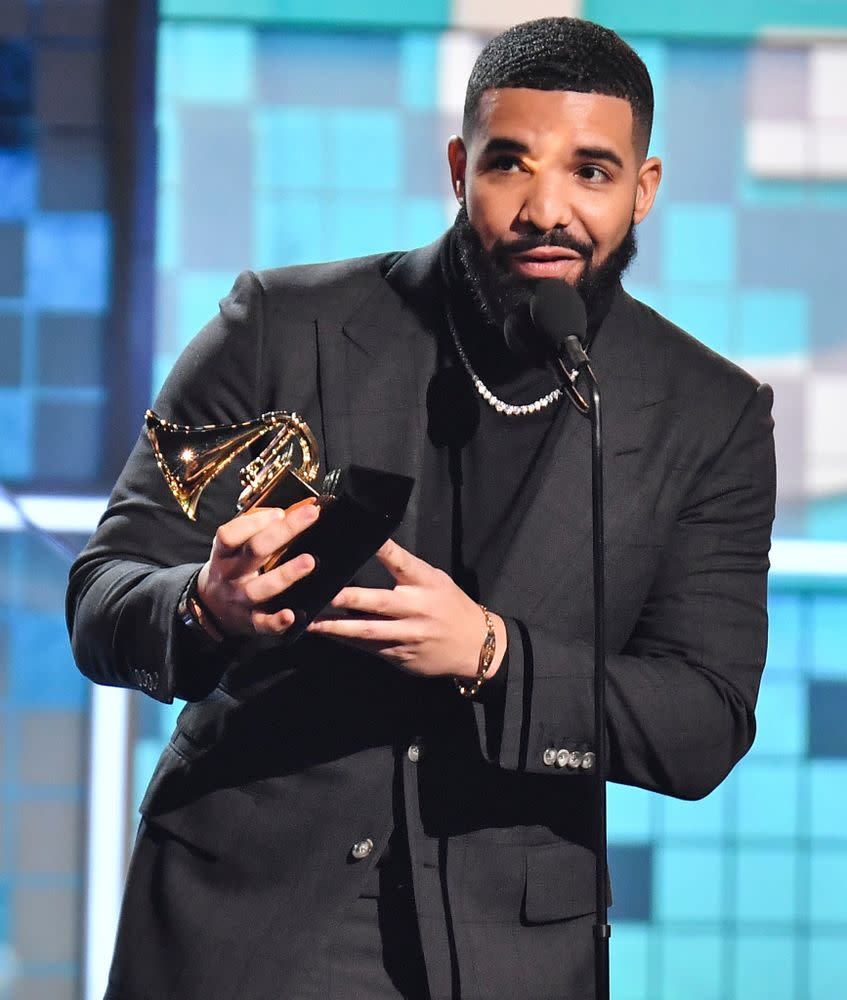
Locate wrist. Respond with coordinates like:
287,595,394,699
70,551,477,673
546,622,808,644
455,605,505,698
488,613,507,677
177,568,226,644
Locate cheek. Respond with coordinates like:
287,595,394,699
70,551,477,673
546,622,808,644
466,183,521,250
582,199,635,256
466,201,500,252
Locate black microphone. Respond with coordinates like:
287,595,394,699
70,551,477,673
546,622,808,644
529,278,590,370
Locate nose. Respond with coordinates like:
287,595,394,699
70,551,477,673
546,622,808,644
518,172,574,233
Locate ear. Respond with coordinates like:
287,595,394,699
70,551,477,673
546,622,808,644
633,156,662,225
447,135,467,204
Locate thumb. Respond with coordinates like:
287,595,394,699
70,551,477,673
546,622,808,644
375,538,427,584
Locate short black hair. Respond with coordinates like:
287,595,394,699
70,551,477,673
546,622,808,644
463,17,654,157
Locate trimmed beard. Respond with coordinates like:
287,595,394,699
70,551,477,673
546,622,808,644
452,204,638,331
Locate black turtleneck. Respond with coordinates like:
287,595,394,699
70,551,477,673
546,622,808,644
414,229,618,701
415,235,561,600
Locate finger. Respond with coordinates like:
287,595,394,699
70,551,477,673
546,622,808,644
215,507,286,553
306,616,413,644
328,587,400,617
221,502,320,568
251,606,297,635
374,538,427,584
243,553,316,603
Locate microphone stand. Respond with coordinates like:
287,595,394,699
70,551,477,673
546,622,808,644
557,338,610,1000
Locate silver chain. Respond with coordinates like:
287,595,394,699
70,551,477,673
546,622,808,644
446,306,564,417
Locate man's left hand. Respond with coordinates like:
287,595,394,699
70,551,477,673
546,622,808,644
306,539,507,680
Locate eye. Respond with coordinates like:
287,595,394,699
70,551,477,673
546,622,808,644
577,164,610,183
488,154,523,173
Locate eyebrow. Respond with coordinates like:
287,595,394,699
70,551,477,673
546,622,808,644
479,137,530,157
575,146,625,170
479,138,625,171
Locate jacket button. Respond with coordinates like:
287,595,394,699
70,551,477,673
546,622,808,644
351,838,374,861
407,743,422,763
555,749,569,768
581,752,596,770
566,751,583,769
542,747,557,766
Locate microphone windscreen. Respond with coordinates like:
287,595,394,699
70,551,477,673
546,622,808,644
529,279,588,352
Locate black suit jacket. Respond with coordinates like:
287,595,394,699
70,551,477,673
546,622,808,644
67,236,776,1000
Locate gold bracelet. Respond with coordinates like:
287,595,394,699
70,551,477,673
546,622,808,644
454,604,496,698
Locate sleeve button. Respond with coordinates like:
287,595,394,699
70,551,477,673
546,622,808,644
542,748,557,766
567,751,583,769
555,749,569,768
581,752,596,770
351,838,374,861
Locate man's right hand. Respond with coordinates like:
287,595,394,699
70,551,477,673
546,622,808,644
196,501,320,636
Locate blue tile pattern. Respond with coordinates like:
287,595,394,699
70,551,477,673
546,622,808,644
733,934,798,1000
663,47,745,204
0,24,111,484
1,3,108,994
0,531,85,998
27,213,110,312
609,845,653,921
0,149,37,219
586,0,847,38
658,930,724,1000
808,681,847,758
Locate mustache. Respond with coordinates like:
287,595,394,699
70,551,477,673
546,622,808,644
492,229,594,264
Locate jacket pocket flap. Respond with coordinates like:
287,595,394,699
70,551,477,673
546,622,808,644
140,747,255,861
142,785,256,860
523,841,597,924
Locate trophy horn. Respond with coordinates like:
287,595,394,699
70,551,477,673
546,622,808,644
144,409,320,520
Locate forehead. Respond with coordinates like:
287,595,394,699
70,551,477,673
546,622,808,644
470,87,636,156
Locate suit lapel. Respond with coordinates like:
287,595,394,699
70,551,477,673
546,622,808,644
315,240,443,580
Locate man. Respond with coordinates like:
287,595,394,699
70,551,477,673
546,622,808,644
67,17,776,1000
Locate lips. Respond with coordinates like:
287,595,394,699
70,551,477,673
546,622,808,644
509,247,585,279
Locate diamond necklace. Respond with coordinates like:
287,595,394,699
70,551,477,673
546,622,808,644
446,305,564,417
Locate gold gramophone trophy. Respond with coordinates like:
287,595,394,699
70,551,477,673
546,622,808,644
145,408,413,638
145,409,328,521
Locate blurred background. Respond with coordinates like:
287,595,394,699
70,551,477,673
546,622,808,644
1,1,846,998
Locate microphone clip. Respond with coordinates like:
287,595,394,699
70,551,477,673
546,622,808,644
563,334,591,371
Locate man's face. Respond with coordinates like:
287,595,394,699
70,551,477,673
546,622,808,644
448,87,661,325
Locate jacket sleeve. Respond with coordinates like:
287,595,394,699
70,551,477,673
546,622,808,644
473,382,776,801
66,270,290,703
